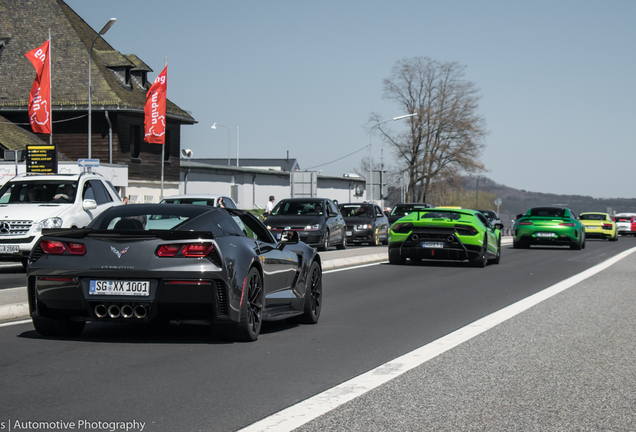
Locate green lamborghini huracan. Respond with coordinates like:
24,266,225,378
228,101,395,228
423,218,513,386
388,208,503,267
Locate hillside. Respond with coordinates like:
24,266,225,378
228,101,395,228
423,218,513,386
464,177,636,217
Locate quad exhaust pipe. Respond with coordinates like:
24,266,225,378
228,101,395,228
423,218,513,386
94,304,149,319
133,304,148,319
107,304,121,318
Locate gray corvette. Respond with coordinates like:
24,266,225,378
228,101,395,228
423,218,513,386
26,204,322,342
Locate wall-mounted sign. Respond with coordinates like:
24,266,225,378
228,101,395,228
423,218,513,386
26,145,57,173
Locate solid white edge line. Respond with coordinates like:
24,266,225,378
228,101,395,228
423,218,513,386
323,261,386,274
0,319,31,328
238,246,636,432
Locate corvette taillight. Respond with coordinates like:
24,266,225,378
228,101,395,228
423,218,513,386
40,240,86,255
40,240,66,254
156,243,214,258
559,223,576,227
157,244,181,257
182,243,214,257
66,242,86,255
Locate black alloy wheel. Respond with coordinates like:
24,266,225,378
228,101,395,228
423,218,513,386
235,267,264,342
472,236,488,268
490,236,501,265
290,261,322,324
319,229,330,251
388,250,406,265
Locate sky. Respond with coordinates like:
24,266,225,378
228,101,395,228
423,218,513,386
65,0,636,199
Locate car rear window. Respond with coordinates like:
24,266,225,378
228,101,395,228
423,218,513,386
339,204,374,218
580,214,606,221
419,211,462,221
529,208,565,217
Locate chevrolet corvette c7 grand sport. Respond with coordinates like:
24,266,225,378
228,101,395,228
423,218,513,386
388,208,503,267
513,206,585,250
26,204,322,342
579,212,618,241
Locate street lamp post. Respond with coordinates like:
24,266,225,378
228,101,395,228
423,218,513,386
211,123,231,166
368,113,417,202
88,18,116,159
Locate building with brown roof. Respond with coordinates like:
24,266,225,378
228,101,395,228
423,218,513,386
0,0,196,200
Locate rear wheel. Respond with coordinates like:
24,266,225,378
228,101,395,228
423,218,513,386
32,317,85,337
234,268,264,342
489,236,501,265
289,261,322,324
513,238,528,249
472,237,488,267
388,250,406,265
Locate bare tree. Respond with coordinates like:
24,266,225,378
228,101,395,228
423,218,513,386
373,57,487,203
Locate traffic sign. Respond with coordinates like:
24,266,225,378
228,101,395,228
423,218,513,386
78,159,100,167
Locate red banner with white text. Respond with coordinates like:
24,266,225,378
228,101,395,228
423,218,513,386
144,65,167,144
25,40,51,134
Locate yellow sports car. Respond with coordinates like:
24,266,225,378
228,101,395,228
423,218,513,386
579,212,618,241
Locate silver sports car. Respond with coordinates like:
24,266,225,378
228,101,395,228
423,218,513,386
27,204,322,342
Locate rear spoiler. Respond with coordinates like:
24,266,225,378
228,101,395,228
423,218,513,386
42,228,215,241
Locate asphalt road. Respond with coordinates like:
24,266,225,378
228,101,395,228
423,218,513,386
1,238,634,432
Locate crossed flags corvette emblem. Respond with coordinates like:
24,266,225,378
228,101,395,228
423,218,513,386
111,246,129,258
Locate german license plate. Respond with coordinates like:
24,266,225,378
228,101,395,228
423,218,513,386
0,245,20,254
536,232,555,238
423,242,444,248
585,225,598,229
89,280,150,296
346,231,352,236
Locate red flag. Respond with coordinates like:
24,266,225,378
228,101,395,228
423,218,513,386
144,65,167,144
25,40,51,134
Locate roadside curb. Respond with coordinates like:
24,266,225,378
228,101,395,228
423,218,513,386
0,302,29,323
322,253,388,271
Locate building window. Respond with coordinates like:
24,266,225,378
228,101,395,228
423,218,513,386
130,125,141,159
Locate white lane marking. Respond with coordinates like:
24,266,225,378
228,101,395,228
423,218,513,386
239,246,636,432
0,319,31,328
323,261,386,274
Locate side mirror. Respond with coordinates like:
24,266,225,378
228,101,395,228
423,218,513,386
494,223,504,231
516,214,523,220
83,199,97,210
329,212,338,218
278,229,299,248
